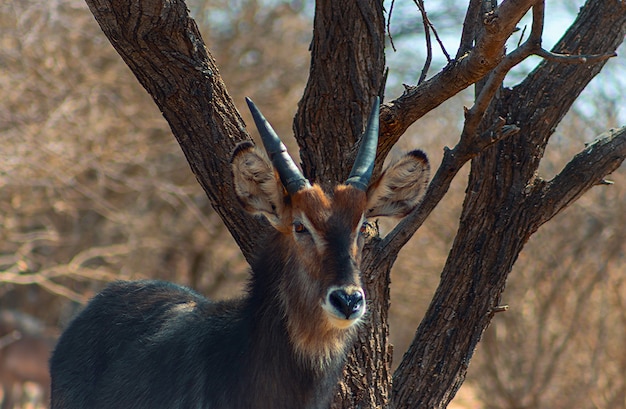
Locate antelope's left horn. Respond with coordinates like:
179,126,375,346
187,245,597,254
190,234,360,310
345,96,380,191
246,97,311,194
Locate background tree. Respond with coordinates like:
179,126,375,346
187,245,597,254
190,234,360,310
1,0,625,408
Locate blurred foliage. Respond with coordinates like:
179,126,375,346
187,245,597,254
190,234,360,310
1,1,624,408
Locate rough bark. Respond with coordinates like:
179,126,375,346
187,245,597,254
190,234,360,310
378,0,536,163
391,1,626,407
83,0,265,262
81,0,626,408
294,0,386,189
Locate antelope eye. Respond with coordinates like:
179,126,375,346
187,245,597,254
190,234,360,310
293,221,308,234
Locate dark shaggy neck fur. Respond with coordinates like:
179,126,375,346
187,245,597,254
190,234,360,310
50,231,354,409
230,231,354,408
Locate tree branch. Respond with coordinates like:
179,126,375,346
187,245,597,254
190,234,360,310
535,48,616,64
83,0,266,262
532,127,626,228
381,0,622,262
294,0,385,189
379,0,557,260
391,1,626,407
378,121,519,259
378,0,537,162
413,0,451,84
415,0,433,84
456,0,482,59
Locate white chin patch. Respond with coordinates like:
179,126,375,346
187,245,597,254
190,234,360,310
326,314,360,329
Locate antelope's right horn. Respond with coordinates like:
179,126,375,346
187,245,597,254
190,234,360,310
246,97,311,194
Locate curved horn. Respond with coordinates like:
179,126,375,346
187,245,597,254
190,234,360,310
345,96,380,191
245,97,310,194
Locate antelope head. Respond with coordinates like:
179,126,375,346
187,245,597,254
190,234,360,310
232,97,429,362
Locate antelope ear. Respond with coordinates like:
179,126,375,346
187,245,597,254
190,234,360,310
231,142,286,226
366,150,430,218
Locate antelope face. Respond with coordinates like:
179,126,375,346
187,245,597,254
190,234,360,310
289,185,368,330
232,97,430,358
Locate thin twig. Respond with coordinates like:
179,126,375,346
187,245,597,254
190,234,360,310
528,1,613,64
387,0,397,52
414,0,432,84
530,0,544,43
0,331,22,350
457,0,482,59
517,24,527,47
536,48,616,64
427,19,451,62
492,305,510,313
414,0,451,62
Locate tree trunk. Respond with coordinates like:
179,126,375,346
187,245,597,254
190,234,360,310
295,1,386,189
84,0,266,263
392,1,626,407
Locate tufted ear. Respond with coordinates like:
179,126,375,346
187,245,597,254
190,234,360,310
231,142,287,226
365,150,430,218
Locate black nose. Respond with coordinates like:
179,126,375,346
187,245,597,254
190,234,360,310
329,289,364,319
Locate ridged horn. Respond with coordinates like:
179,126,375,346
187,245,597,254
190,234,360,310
345,96,380,191
245,97,310,195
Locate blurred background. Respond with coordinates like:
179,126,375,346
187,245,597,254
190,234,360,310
1,1,624,408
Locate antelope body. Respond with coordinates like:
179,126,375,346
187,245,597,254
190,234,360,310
49,97,429,409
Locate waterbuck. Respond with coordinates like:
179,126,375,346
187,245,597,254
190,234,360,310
49,97,430,409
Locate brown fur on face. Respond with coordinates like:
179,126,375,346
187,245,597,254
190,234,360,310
232,144,430,365
281,185,368,365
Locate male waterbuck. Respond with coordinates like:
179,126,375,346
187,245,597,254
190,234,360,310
49,97,430,409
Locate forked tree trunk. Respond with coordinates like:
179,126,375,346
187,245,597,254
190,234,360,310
391,2,626,407
82,0,626,408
